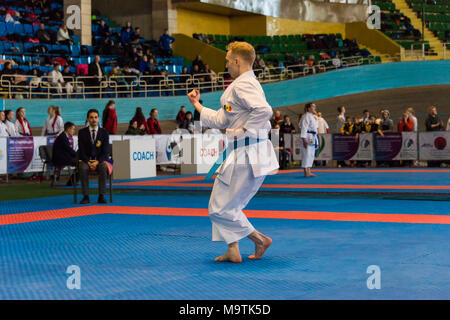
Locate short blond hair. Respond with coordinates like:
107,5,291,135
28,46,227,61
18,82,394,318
227,41,256,66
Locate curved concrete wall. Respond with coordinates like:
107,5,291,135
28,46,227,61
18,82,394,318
4,60,450,127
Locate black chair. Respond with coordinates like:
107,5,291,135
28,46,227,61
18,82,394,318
39,145,76,187
73,144,113,204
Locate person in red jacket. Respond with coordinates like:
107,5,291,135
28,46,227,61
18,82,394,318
102,100,118,134
147,108,162,134
176,105,186,128
131,107,150,134
397,111,414,132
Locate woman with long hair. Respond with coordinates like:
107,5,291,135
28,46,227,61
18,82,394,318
131,107,150,134
0,110,8,137
3,110,17,136
102,100,118,134
41,105,64,136
15,107,32,136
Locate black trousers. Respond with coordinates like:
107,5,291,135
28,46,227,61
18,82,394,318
79,162,107,197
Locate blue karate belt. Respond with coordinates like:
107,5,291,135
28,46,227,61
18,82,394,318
205,136,265,180
307,130,318,148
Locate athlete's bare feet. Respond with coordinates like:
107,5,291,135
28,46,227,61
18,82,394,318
305,173,316,177
248,231,272,260
214,242,242,263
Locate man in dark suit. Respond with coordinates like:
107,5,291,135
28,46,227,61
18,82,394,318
78,109,110,204
88,55,105,96
52,121,78,186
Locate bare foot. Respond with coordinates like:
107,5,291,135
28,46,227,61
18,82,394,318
248,234,272,260
214,244,242,263
305,173,316,177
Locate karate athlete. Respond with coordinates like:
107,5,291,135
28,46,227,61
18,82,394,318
187,42,279,263
300,103,319,177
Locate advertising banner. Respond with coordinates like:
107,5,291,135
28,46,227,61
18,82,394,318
0,137,6,174
419,132,450,161
332,133,373,160
374,132,418,160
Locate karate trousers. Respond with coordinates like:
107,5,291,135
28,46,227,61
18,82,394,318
208,162,266,244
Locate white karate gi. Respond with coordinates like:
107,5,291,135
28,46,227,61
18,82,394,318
200,70,279,244
41,115,64,135
4,120,18,137
0,122,8,137
300,112,319,169
49,70,73,95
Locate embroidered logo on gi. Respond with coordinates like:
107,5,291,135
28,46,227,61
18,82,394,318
96,140,102,148
224,104,232,112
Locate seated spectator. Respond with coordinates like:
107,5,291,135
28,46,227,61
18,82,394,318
62,65,75,83
379,110,394,132
102,100,118,135
332,54,341,68
57,24,72,45
52,121,78,185
159,29,175,57
280,115,296,134
131,107,150,134
77,109,110,204
180,111,194,133
139,55,150,75
15,107,32,136
307,55,316,74
3,109,18,137
132,27,141,41
203,64,217,85
36,23,55,44
42,105,64,136
341,116,354,135
176,106,186,127
96,19,110,39
425,106,444,132
317,112,329,134
125,120,146,135
192,55,205,71
147,108,162,134
88,55,105,90
271,110,283,127
49,63,73,96
110,67,130,93
0,111,8,137
1,61,27,88
253,55,267,71
397,112,414,132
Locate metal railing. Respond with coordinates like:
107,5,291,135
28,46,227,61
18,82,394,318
0,55,383,99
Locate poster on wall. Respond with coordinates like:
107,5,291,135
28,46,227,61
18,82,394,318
315,134,333,161
419,132,450,161
332,133,373,160
123,135,184,165
374,132,418,160
7,137,48,173
0,137,6,174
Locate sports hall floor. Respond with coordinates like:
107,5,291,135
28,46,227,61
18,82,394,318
0,169,449,299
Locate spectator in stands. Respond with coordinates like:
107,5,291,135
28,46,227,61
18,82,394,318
280,115,296,134
253,55,267,71
182,66,189,75
271,110,283,127
110,67,130,94
366,115,384,137
131,107,150,134
336,106,346,133
176,106,186,127
447,117,450,131
36,23,54,44
41,105,64,136
49,63,73,97
332,54,341,68
1,61,27,88
62,65,75,82
180,111,194,133
132,27,141,41
397,111,414,132
88,55,105,92
307,55,316,74
380,110,394,132
0,111,8,137
192,55,205,72
425,106,444,131
353,117,365,137
52,121,78,186
15,107,32,136
102,100,118,135
406,107,418,132
203,64,217,86
121,21,134,44
96,19,110,39
147,108,162,134
4,110,18,137
341,116,354,135
78,109,110,204
159,29,175,57
363,110,370,125
125,120,146,135
317,112,329,134
57,24,72,45
139,55,150,75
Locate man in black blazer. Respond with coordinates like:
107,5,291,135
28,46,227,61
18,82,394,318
78,109,110,204
88,55,105,96
52,121,78,186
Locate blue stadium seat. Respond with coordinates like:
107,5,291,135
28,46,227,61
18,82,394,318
1,41,13,52
0,16,5,23
23,24,33,35
0,22,6,37
32,24,39,33
72,35,80,44
18,65,30,73
71,45,80,56
14,23,24,35
9,42,23,53
6,22,15,35
23,43,34,52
